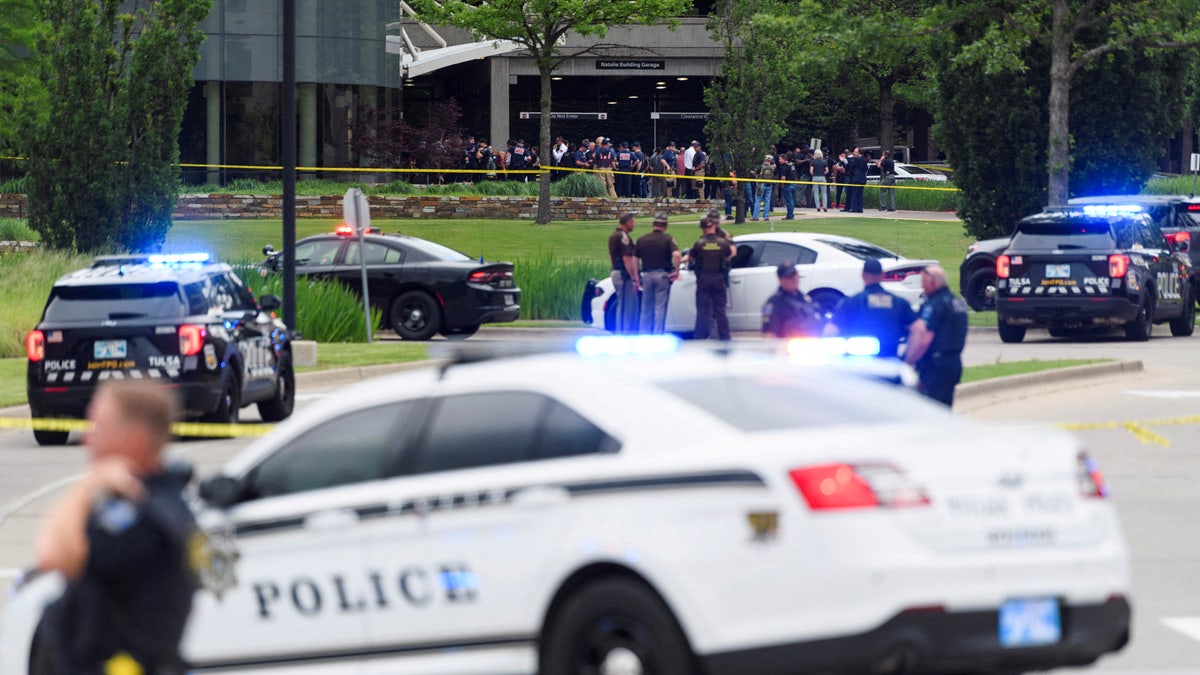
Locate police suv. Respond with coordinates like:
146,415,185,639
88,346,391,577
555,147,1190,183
996,205,1195,343
4,338,1133,674
25,253,293,445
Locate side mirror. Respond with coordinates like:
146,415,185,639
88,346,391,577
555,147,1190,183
1177,239,1190,253
262,244,275,256
198,475,246,509
259,294,282,311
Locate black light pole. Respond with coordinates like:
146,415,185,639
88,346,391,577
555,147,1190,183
282,0,297,331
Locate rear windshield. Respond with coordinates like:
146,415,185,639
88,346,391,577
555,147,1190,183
43,282,187,322
654,373,944,430
1175,204,1200,228
1010,220,1119,251
817,239,901,261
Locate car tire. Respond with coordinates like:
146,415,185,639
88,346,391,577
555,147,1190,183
441,323,481,340
202,373,240,425
1170,287,1195,337
390,291,441,341
603,296,618,333
808,289,844,322
33,428,70,446
257,352,294,422
964,267,997,312
997,320,1026,344
540,578,696,675
1124,295,1154,341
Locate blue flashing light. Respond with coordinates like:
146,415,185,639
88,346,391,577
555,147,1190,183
785,336,880,362
1081,204,1142,217
575,334,682,359
147,252,210,265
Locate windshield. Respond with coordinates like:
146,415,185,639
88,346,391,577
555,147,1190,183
1011,220,1117,251
902,165,937,175
43,282,187,322
817,238,901,261
401,237,472,262
654,372,944,431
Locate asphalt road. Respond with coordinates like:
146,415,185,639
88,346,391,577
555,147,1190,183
2,325,1199,673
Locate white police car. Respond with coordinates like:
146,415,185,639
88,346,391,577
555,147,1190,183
583,232,935,333
2,338,1131,674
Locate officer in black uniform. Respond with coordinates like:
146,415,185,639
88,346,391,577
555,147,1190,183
35,380,199,675
762,261,822,338
615,141,635,198
689,217,735,340
905,264,969,405
829,257,917,358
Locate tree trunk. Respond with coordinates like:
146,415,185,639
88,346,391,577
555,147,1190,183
1046,0,1072,206
536,58,553,224
877,75,895,159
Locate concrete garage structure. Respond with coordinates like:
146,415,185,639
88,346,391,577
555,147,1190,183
179,0,725,183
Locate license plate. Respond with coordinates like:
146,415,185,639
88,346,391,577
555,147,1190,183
93,339,128,359
1046,264,1070,278
999,598,1061,647
503,294,514,306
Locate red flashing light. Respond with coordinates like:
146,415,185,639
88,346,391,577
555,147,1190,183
26,330,44,362
1187,204,1200,212
178,324,206,356
335,223,355,236
1108,254,1129,278
790,463,930,511
1167,231,1191,247
996,254,1011,279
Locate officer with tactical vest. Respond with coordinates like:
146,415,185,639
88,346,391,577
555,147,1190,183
615,141,635,198
828,257,917,358
594,138,617,197
905,265,969,406
689,216,735,340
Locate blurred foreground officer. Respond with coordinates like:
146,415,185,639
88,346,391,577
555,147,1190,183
608,212,640,333
636,211,681,334
905,265,969,405
762,262,822,338
690,217,735,340
829,257,916,357
35,380,198,675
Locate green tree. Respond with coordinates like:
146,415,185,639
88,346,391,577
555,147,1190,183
935,0,1200,206
406,0,691,224
0,0,42,157
19,0,209,252
704,0,796,223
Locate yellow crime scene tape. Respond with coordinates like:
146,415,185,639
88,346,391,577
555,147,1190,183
0,416,275,438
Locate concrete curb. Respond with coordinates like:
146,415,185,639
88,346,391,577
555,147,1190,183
294,359,444,387
955,359,1143,400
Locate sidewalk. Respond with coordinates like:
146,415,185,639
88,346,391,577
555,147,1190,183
681,207,961,224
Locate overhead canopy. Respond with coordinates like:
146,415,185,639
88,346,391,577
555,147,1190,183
386,35,521,78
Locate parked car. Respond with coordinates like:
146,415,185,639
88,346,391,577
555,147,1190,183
866,162,949,183
583,232,935,334
262,225,520,340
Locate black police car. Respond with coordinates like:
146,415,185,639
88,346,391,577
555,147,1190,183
995,205,1195,343
26,253,293,445
262,226,520,340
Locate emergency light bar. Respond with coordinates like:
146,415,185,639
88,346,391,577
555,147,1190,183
575,335,682,359
1081,204,1143,217
785,336,881,361
147,252,210,265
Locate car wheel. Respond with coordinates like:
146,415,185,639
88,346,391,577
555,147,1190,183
202,373,240,424
964,268,997,312
257,352,294,421
441,323,481,340
390,291,441,341
808,289,844,322
997,320,1026,344
33,428,70,446
1170,287,1195,337
603,297,618,333
1124,295,1154,341
540,578,696,675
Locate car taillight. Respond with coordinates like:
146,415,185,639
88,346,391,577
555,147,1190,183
1167,231,1191,247
1108,254,1129,278
468,270,510,285
178,324,206,356
996,254,1010,279
1078,452,1109,499
26,330,44,362
881,267,923,282
789,463,930,511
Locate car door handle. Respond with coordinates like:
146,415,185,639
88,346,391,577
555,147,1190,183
304,509,358,532
509,485,570,510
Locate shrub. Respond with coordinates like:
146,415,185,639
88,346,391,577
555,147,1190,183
0,176,29,195
551,172,607,198
514,253,609,320
475,180,537,196
234,266,381,343
0,219,37,241
0,249,92,358
370,180,416,195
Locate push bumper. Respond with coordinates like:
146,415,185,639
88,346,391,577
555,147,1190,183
998,295,1139,328
701,596,1130,675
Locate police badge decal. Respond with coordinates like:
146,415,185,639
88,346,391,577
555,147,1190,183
188,527,241,600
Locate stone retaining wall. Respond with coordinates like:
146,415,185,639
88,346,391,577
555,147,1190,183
0,193,718,221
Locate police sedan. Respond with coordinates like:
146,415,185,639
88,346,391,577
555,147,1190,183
584,232,935,333
2,338,1131,675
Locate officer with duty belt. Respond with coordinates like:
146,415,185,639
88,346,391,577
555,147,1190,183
904,264,969,406
689,216,735,340
608,212,640,333
828,257,917,358
635,211,681,334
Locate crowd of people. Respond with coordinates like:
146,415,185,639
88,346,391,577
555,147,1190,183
607,209,968,405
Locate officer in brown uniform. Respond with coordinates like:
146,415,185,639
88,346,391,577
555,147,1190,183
689,216,735,340
635,211,682,334
608,212,640,333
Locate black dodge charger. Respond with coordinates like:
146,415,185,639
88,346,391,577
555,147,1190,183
263,227,520,340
